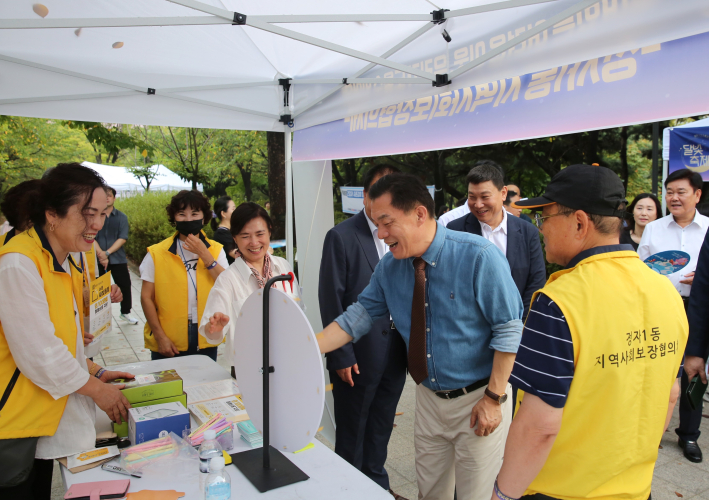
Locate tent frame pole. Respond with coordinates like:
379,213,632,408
1,0,557,29
661,160,669,216
285,130,294,268
293,22,435,118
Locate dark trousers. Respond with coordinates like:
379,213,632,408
150,322,218,362
676,297,702,443
101,263,132,315
0,458,54,500
330,333,407,491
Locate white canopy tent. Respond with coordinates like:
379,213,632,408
1,0,708,267
3,0,707,449
81,162,201,196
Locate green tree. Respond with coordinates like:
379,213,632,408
140,126,215,190
209,130,268,200
0,116,94,200
63,121,152,165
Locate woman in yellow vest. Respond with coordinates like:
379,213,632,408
140,190,228,361
0,164,134,499
0,179,39,247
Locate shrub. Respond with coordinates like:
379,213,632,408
115,191,176,264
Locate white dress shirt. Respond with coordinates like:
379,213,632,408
480,209,509,256
438,203,471,227
637,210,709,297
198,256,300,366
0,253,96,459
365,211,389,259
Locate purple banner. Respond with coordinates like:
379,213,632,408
668,126,709,181
293,31,709,161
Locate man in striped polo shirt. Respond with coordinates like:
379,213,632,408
491,165,687,500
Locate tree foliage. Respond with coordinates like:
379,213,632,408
63,121,152,165
0,116,94,201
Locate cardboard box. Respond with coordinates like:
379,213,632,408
110,369,183,404
128,402,190,445
113,392,187,437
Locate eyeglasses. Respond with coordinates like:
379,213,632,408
533,212,565,229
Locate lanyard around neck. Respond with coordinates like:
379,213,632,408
176,239,198,295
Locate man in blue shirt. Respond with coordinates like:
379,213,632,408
317,173,524,500
97,187,138,324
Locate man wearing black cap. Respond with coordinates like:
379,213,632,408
490,165,687,500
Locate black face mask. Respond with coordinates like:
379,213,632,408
175,220,203,236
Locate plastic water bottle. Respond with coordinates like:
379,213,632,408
205,456,231,500
198,430,223,473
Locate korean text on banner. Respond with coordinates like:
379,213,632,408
668,127,709,181
89,271,112,340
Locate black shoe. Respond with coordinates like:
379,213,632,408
679,438,703,463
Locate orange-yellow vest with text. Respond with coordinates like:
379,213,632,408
143,232,223,352
0,227,84,438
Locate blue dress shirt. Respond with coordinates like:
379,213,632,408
335,223,524,391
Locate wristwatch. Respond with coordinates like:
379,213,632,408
105,250,111,258
484,388,508,404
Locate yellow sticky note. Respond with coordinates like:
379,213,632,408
294,443,315,454
222,450,232,465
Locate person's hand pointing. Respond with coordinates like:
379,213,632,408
207,312,230,338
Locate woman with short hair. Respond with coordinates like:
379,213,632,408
199,202,300,375
0,163,134,499
140,190,228,360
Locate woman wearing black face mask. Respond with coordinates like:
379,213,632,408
139,190,228,361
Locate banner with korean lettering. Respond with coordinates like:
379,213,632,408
293,31,709,162
668,127,709,181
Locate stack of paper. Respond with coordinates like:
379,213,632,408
237,420,263,449
184,379,240,405
188,394,248,425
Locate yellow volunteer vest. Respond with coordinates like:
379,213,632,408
0,228,18,248
85,242,98,282
520,251,687,500
0,227,85,438
143,232,223,352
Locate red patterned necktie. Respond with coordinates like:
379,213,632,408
409,257,429,384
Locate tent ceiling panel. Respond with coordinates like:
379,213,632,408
0,0,706,132
0,93,281,131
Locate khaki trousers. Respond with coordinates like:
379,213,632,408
414,383,512,500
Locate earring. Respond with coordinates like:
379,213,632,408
49,222,55,232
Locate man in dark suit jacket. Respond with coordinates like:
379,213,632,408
319,165,408,499
447,164,546,319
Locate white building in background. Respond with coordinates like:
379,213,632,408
82,162,202,198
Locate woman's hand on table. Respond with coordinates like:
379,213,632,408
100,370,135,384
79,377,132,424
110,284,123,303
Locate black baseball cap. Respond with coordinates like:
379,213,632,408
513,164,627,217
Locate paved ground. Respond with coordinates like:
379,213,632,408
51,267,709,500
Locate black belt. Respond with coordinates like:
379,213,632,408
434,377,489,400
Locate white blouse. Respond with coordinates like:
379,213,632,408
0,253,96,459
198,256,300,365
